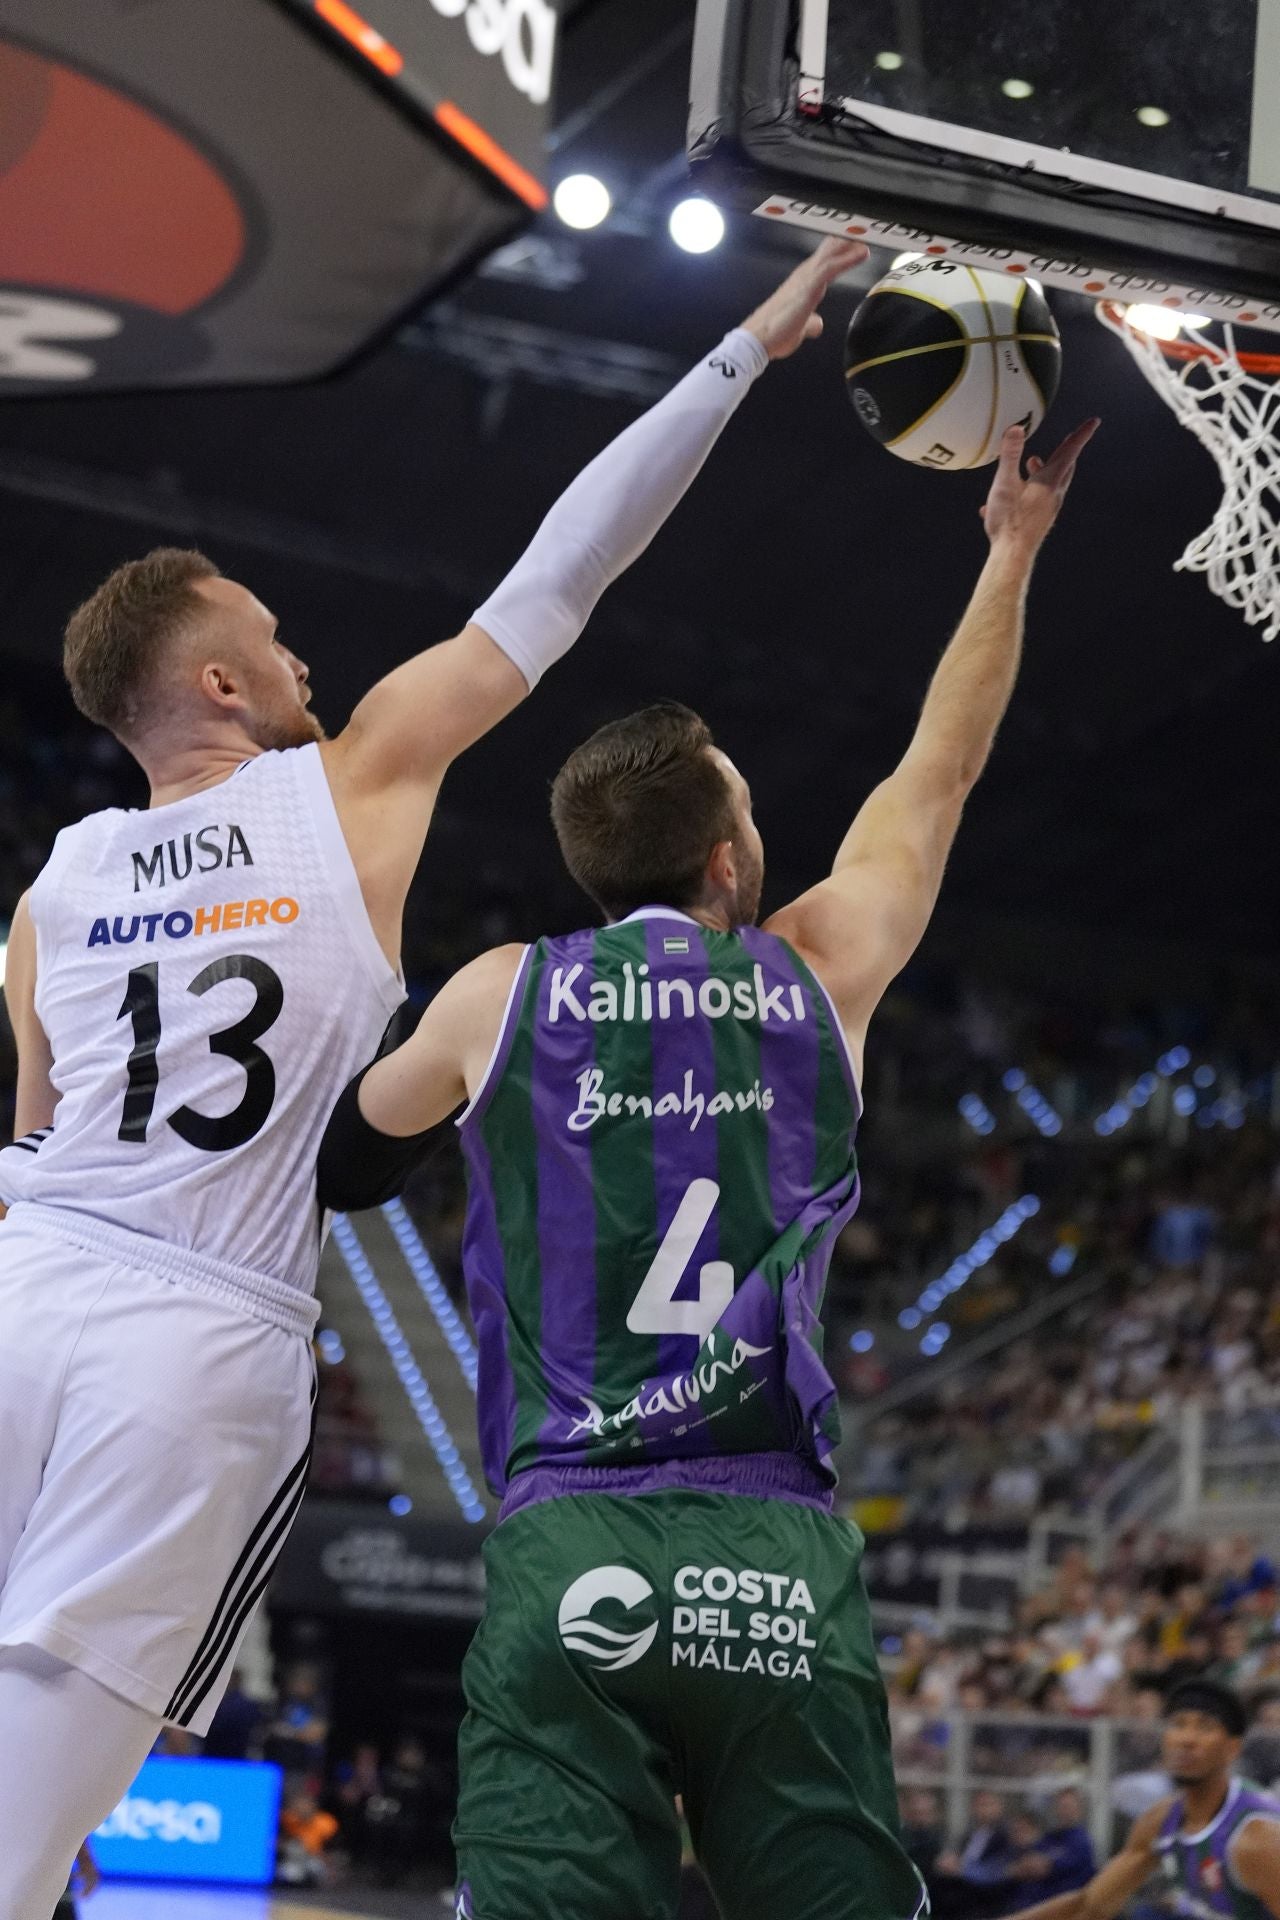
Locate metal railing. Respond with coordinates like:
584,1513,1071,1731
890,1709,1167,1857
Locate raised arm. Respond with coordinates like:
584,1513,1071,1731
1014,1802,1165,1920
322,239,867,961
768,416,1097,1069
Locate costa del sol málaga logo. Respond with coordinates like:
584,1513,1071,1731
558,1566,658,1672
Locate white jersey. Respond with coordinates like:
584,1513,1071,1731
0,744,404,1296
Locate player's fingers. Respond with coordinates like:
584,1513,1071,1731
993,424,1026,485
806,314,825,341
1048,418,1102,471
1027,456,1045,476
812,236,869,277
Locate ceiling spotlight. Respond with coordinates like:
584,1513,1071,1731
1002,78,1034,99
1136,105,1171,127
670,197,726,254
1127,304,1183,341
875,50,905,70
553,173,611,231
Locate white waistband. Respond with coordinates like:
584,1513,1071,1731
6,1202,320,1338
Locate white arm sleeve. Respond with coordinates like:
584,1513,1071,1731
470,327,770,689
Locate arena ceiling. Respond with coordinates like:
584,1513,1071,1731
0,0,1276,958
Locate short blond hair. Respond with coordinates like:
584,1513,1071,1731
63,547,219,737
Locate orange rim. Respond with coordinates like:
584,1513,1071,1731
1099,300,1280,375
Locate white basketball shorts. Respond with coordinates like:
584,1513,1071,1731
0,1204,317,1735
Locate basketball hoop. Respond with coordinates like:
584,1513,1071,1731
1097,301,1280,641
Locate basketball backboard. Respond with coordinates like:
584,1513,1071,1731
0,0,561,394
690,0,1280,331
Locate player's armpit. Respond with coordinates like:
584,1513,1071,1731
6,892,57,1138
1231,1817,1280,1915
316,945,525,1212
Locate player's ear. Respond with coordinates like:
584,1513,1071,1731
199,659,247,713
705,839,736,899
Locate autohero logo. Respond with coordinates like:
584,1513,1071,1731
558,1566,658,1671
427,0,558,105
672,1565,818,1683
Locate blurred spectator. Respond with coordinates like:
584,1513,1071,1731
1003,1789,1095,1909
366,1735,436,1887
931,1790,1014,1919
264,1663,330,1781
331,1742,385,1867
278,1787,339,1888
203,1668,264,1760
900,1786,945,1883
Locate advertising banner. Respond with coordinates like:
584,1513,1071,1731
94,1757,282,1886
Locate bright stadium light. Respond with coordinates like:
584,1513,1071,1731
875,50,904,70
670,197,726,254
1002,78,1034,99
1127,304,1184,341
1136,105,1171,127
553,173,612,231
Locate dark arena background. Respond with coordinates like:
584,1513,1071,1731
2,2,1280,1916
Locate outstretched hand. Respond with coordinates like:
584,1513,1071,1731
982,418,1101,551
742,237,869,361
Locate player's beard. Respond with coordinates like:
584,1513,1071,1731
730,834,765,927
249,703,327,751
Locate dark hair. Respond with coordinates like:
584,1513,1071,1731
550,703,737,920
1164,1680,1249,1736
63,547,220,737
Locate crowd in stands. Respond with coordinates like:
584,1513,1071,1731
847,1116,1280,1529
885,1529,1280,1909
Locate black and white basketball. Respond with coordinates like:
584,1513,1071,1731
844,259,1062,469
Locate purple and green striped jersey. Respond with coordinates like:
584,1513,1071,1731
457,908,861,1500
1156,1781,1280,1920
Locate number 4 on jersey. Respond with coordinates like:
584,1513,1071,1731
626,1178,734,1341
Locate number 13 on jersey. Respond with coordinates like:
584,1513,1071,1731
117,955,284,1152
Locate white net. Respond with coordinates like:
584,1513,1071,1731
1097,302,1280,641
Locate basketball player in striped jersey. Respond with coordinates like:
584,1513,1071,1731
319,414,1098,1919
0,238,863,1917
1018,1683,1280,1920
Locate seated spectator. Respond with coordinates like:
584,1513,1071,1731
1002,1788,1096,1910
278,1788,339,1888
1058,1631,1124,1714
900,1787,945,1884
931,1790,1014,1920
264,1662,331,1782
330,1741,384,1867
203,1667,264,1761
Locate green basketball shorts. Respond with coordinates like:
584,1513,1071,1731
454,1488,926,1920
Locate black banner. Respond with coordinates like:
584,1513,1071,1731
272,1500,488,1622
861,1524,1028,1610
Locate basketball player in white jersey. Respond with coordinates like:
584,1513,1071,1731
0,238,863,1915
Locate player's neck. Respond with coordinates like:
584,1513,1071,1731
1180,1775,1234,1832
141,735,264,809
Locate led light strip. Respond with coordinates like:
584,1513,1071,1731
900,1195,1042,1336
381,1198,479,1390
330,1213,486,1524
